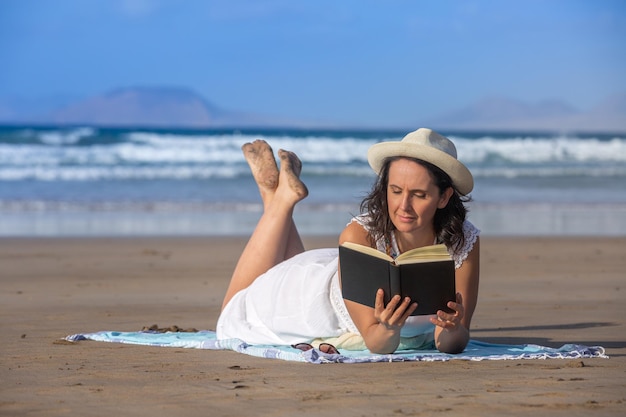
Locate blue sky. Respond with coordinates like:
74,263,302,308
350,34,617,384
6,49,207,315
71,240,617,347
1,0,624,127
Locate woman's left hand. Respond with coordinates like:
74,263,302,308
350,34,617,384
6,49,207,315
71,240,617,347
430,292,464,330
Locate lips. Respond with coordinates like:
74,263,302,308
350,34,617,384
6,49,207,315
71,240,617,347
397,214,415,223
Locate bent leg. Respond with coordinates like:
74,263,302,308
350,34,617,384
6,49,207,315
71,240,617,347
221,146,308,310
241,140,305,259
242,140,305,258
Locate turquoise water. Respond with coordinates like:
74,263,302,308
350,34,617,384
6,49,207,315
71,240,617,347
1,125,625,236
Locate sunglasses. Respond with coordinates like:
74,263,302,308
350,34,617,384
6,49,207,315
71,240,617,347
291,342,339,355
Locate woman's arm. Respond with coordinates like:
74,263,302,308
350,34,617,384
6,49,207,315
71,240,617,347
338,221,417,353
432,237,480,353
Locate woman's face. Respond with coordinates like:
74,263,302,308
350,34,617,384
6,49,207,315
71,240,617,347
386,158,452,237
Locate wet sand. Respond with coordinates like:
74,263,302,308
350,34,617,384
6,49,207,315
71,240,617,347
1,236,625,416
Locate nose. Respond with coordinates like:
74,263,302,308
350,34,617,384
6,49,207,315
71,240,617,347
400,193,411,210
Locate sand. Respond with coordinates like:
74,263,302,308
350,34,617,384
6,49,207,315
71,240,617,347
1,236,625,416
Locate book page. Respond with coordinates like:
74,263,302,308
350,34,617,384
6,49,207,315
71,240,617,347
340,242,393,262
395,244,451,265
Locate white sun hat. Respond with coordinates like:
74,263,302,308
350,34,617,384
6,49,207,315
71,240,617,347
367,128,473,195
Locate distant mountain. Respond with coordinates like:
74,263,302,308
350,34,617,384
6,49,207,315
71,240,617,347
0,86,296,128
425,94,626,133
49,87,218,127
1,86,625,132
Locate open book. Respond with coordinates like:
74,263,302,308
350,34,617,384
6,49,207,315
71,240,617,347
339,242,456,315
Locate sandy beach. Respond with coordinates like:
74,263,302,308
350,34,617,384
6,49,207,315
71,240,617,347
1,235,625,416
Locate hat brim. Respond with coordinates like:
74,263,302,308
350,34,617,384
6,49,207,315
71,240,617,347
368,141,474,195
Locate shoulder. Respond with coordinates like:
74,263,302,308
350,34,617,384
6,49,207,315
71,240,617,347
450,220,481,269
339,217,372,247
462,221,480,245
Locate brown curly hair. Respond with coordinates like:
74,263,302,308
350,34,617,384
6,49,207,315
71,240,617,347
359,156,471,252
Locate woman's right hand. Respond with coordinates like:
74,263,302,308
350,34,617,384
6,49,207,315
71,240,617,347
373,289,417,330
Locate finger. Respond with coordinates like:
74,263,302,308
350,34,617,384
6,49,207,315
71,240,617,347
430,314,456,329
379,296,409,328
389,296,411,316
374,289,389,323
388,297,415,327
385,295,402,313
407,301,418,315
398,301,418,323
454,293,465,315
374,289,385,313
436,305,461,324
446,300,464,320
437,310,456,323
446,301,463,316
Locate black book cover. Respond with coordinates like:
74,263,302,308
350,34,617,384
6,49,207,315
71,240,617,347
339,245,456,315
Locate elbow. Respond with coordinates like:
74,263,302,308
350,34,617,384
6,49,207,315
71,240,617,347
365,340,399,354
363,333,401,354
435,328,470,354
436,339,467,354
368,346,397,354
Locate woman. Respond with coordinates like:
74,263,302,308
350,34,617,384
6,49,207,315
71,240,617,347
216,128,480,354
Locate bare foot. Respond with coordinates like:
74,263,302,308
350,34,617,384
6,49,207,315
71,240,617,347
242,140,279,197
278,149,308,201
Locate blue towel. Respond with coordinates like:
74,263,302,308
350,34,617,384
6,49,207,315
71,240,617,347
65,330,608,364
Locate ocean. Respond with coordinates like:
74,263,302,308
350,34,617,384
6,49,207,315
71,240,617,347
1,125,625,237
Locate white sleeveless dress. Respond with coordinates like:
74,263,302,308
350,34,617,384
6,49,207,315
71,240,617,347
216,217,480,350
